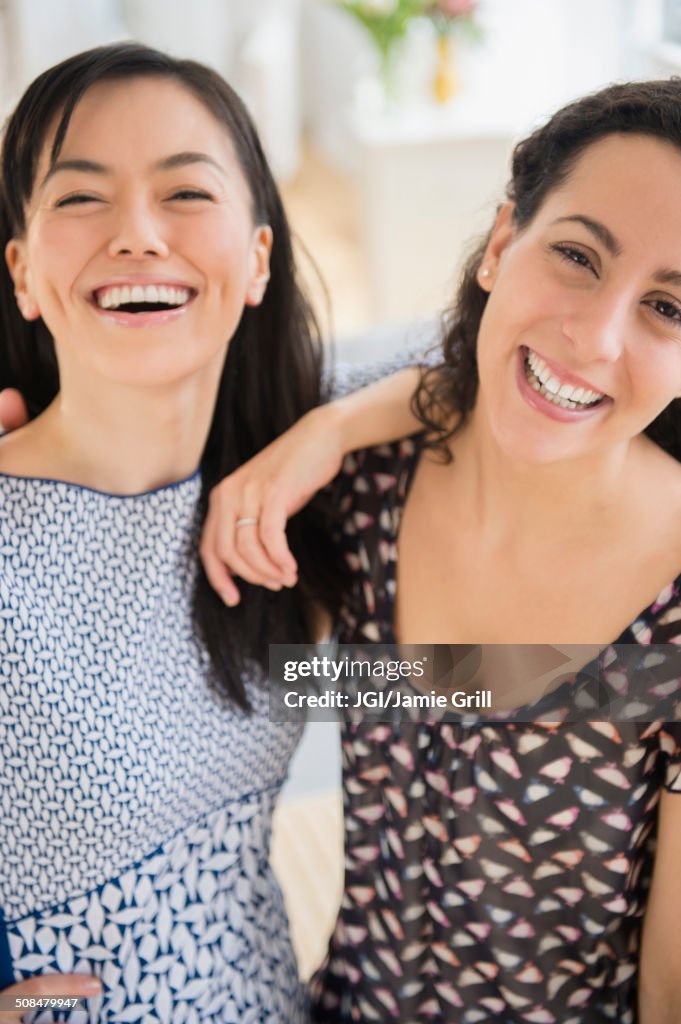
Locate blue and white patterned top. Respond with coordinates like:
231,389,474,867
0,472,306,1023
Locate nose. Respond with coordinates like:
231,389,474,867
107,198,169,260
561,289,628,363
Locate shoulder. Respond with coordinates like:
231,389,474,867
625,442,681,642
0,416,54,477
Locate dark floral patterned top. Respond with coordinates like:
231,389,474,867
309,437,681,1024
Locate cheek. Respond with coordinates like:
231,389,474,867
483,269,563,339
183,231,246,294
181,214,255,287
27,223,96,292
632,345,681,406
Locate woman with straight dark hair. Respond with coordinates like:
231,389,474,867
0,42,425,1023
199,79,681,1022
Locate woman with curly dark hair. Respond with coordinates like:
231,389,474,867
198,79,681,1022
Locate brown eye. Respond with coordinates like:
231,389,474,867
551,244,598,276
55,193,100,208
646,298,681,324
167,189,212,201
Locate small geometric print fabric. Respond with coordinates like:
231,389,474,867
310,438,681,1024
0,474,306,1023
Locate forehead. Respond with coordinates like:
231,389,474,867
39,76,242,174
538,133,681,228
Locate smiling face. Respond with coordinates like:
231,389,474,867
474,133,681,464
5,75,272,391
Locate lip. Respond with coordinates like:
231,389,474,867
87,276,197,328
516,348,613,422
526,346,611,397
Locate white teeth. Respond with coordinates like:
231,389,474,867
523,349,605,410
528,349,548,381
95,284,191,310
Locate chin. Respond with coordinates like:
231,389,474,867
90,342,227,389
488,415,588,466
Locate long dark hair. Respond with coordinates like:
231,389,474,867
414,78,681,462
0,42,339,708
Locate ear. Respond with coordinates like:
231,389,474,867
245,225,273,307
5,239,40,320
476,201,516,292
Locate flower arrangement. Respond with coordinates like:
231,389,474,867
336,0,481,103
421,0,482,101
338,0,427,93
337,0,480,47
422,0,481,39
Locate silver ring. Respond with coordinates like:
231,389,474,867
235,517,259,528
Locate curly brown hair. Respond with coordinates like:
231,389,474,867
413,78,681,462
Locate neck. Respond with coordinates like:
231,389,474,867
451,404,647,549
21,369,221,494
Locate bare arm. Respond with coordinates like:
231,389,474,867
638,787,681,1023
200,366,424,605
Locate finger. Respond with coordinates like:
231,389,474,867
4,974,102,996
219,532,283,590
0,389,29,433
259,504,298,581
1,973,102,1021
206,484,286,590
209,503,283,590
231,483,289,583
199,514,241,607
234,521,290,583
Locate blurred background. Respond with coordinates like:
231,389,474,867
1,0,678,340
2,0,680,975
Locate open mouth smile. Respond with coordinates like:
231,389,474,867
90,282,197,323
518,346,613,420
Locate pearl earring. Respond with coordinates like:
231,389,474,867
480,267,491,279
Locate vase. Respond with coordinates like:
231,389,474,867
433,33,459,104
377,42,402,108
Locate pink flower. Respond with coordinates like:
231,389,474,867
436,0,477,15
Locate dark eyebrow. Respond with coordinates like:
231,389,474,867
41,158,109,188
553,214,681,290
552,215,623,257
654,267,681,289
156,151,226,175
40,151,226,189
